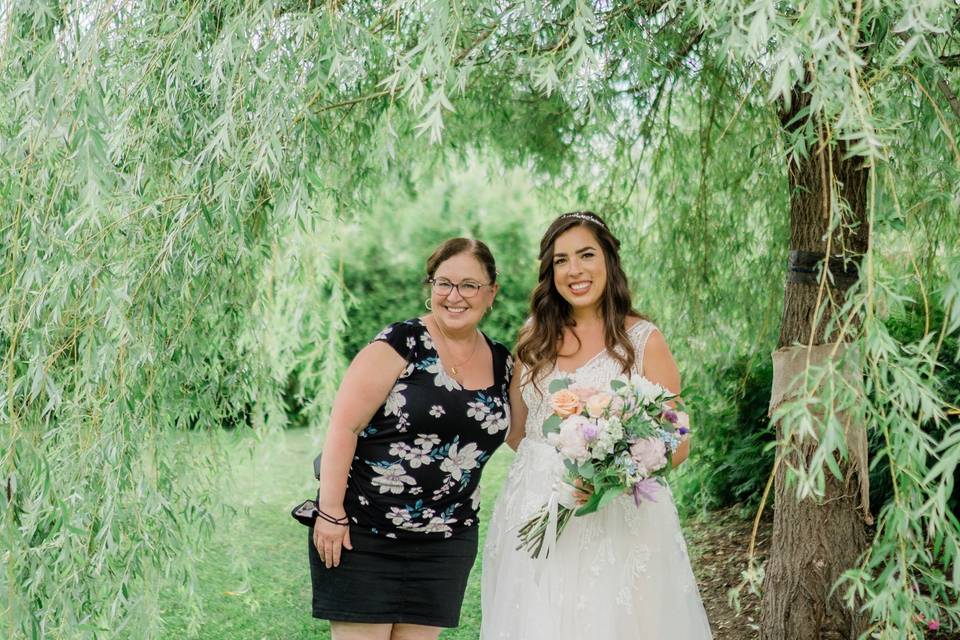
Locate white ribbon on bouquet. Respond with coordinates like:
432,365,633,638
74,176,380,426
533,478,579,583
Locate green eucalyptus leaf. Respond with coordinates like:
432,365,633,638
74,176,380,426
578,461,595,479
543,414,563,435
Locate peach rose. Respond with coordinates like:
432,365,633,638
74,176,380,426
550,389,583,417
585,392,613,417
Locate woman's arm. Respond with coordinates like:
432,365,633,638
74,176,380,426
314,341,406,567
504,369,528,451
641,330,690,467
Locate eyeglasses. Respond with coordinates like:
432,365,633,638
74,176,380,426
428,277,492,298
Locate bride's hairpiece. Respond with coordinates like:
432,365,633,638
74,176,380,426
562,211,606,229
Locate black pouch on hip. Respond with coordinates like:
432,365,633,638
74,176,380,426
291,495,319,527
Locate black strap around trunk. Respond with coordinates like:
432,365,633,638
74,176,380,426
787,250,861,288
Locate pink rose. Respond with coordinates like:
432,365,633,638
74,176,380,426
629,437,667,475
550,389,582,418
568,386,599,402
585,392,613,417
547,416,590,463
608,395,625,416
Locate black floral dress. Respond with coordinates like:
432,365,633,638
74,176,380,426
308,318,513,627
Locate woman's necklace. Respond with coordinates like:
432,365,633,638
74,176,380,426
432,316,480,378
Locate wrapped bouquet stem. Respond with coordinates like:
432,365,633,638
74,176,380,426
516,480,576,559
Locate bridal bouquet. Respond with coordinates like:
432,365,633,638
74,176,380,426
516,375,690,558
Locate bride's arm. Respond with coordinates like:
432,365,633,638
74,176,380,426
641,330,690,467
504,371,528,451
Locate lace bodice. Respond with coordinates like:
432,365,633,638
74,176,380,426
519,320,658,443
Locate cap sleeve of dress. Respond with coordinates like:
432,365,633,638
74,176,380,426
370,320,420,363
629,320,659,377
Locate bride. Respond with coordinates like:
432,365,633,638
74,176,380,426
481,211,712,639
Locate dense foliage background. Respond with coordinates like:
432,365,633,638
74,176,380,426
3,0,959,638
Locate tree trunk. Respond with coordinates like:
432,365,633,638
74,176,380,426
759,89,871,640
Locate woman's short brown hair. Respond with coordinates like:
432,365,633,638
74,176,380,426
425,238,497,283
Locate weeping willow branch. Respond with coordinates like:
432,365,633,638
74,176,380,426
935,76,960,120
3,1,960,637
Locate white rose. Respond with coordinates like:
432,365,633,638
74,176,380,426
632,376,665,404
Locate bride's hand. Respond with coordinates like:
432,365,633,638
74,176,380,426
573,477,593,506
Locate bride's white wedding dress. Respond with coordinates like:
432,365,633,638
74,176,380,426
481,320,713,639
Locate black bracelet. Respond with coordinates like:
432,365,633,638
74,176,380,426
316,508,349,526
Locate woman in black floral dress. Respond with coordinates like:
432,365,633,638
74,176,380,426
308,238,513,640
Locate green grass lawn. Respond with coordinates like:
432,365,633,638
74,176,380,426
159,428,513,639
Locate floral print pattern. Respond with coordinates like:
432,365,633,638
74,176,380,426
467,392,510,435
369,463,417,494
345,319,512,539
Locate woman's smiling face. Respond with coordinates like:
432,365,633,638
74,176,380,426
551,225,607,313
430,251,496,330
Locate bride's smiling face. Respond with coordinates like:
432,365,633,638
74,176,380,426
551,225,607,312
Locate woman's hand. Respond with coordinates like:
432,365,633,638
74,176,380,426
573,477,593,506
312,506,353,569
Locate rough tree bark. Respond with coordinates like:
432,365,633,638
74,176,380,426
759,86,871,640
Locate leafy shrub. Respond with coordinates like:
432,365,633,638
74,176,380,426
868,303,960,514
675,353,777,514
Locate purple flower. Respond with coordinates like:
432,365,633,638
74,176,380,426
580,421,599,441
663,409,679,424
678,426,690,435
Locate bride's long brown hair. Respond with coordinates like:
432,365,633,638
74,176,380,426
515,211,644,388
